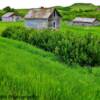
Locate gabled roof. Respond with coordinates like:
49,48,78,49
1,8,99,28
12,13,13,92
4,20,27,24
2,12,15,18
73,17,96,23
25,7,60,19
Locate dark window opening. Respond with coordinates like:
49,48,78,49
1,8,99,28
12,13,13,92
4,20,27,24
54,12,56,17
53,22,56,28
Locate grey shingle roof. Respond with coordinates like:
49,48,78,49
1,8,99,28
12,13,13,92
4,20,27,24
25,8,56,19
2,12,14,18
73,17,96,23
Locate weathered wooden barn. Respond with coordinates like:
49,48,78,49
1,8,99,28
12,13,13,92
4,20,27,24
24,8,61,29
2,12,21,22
96,8,100,11
71,17,100,26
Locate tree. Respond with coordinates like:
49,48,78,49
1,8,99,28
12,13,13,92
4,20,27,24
3,6,15,12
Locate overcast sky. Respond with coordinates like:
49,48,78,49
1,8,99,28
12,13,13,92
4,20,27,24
0,0,100,9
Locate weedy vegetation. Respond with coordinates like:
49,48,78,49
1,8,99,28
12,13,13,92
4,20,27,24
0,3,100,99
1,25,100,66
0,37,100,100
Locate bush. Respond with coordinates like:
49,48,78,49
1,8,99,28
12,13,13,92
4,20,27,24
2,26,100,66
56,33,100,66
28,29,64,52
1,26,31,42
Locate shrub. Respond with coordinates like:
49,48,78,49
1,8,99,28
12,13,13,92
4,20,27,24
2,26,31,42
28,30,64,52
56,33,100,66
2,26,100,66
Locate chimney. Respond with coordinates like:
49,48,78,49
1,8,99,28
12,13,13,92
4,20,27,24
41,6,44,9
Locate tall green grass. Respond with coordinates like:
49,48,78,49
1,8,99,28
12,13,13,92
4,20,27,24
60,21,100,36
0,37,100,100
0,21,23,34
2,25,100,66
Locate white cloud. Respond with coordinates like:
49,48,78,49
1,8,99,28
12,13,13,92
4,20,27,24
0,0,100,9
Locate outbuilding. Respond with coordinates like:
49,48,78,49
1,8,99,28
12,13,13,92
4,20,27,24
24,7,61,29
71,17,100,26
2,12,21,22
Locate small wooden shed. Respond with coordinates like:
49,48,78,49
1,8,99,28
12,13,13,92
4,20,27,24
71,17,100,26
24,7,61,29
2,12,21,22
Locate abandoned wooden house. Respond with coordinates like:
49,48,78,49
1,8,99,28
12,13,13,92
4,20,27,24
2,12,21,22
71,17,100,26
24,7,61,29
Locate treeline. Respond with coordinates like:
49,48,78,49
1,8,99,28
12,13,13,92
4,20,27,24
1,26,100,66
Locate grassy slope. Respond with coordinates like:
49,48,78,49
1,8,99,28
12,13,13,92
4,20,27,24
60,21,100,36
70,3,96,11
0,37,100,100
0,3,99,21
0,21,24,34
57,3,100,20
0,21,100,36
16,9,29,17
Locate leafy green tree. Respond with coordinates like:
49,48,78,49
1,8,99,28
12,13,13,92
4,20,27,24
3,6,15,12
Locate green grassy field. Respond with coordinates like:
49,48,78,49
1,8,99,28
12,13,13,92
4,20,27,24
0,3,100,21
0,37,100,100
0,21,24,34
61,21,100,35
57,21,100,39
0,3,100,100
70,3,96,11
0,21,100,36
56,3,100,20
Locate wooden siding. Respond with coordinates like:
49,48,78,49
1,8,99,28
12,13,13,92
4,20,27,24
2,15,21,22
25,19,48,29
25,10,61,29
48,11,60,28
71,21,100,26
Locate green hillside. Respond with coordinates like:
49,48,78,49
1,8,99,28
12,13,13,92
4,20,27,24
57,3,100,20
0,37,100,100
0,22,23,34
70,3,96,11
0,3,100,21
16,9,29,17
